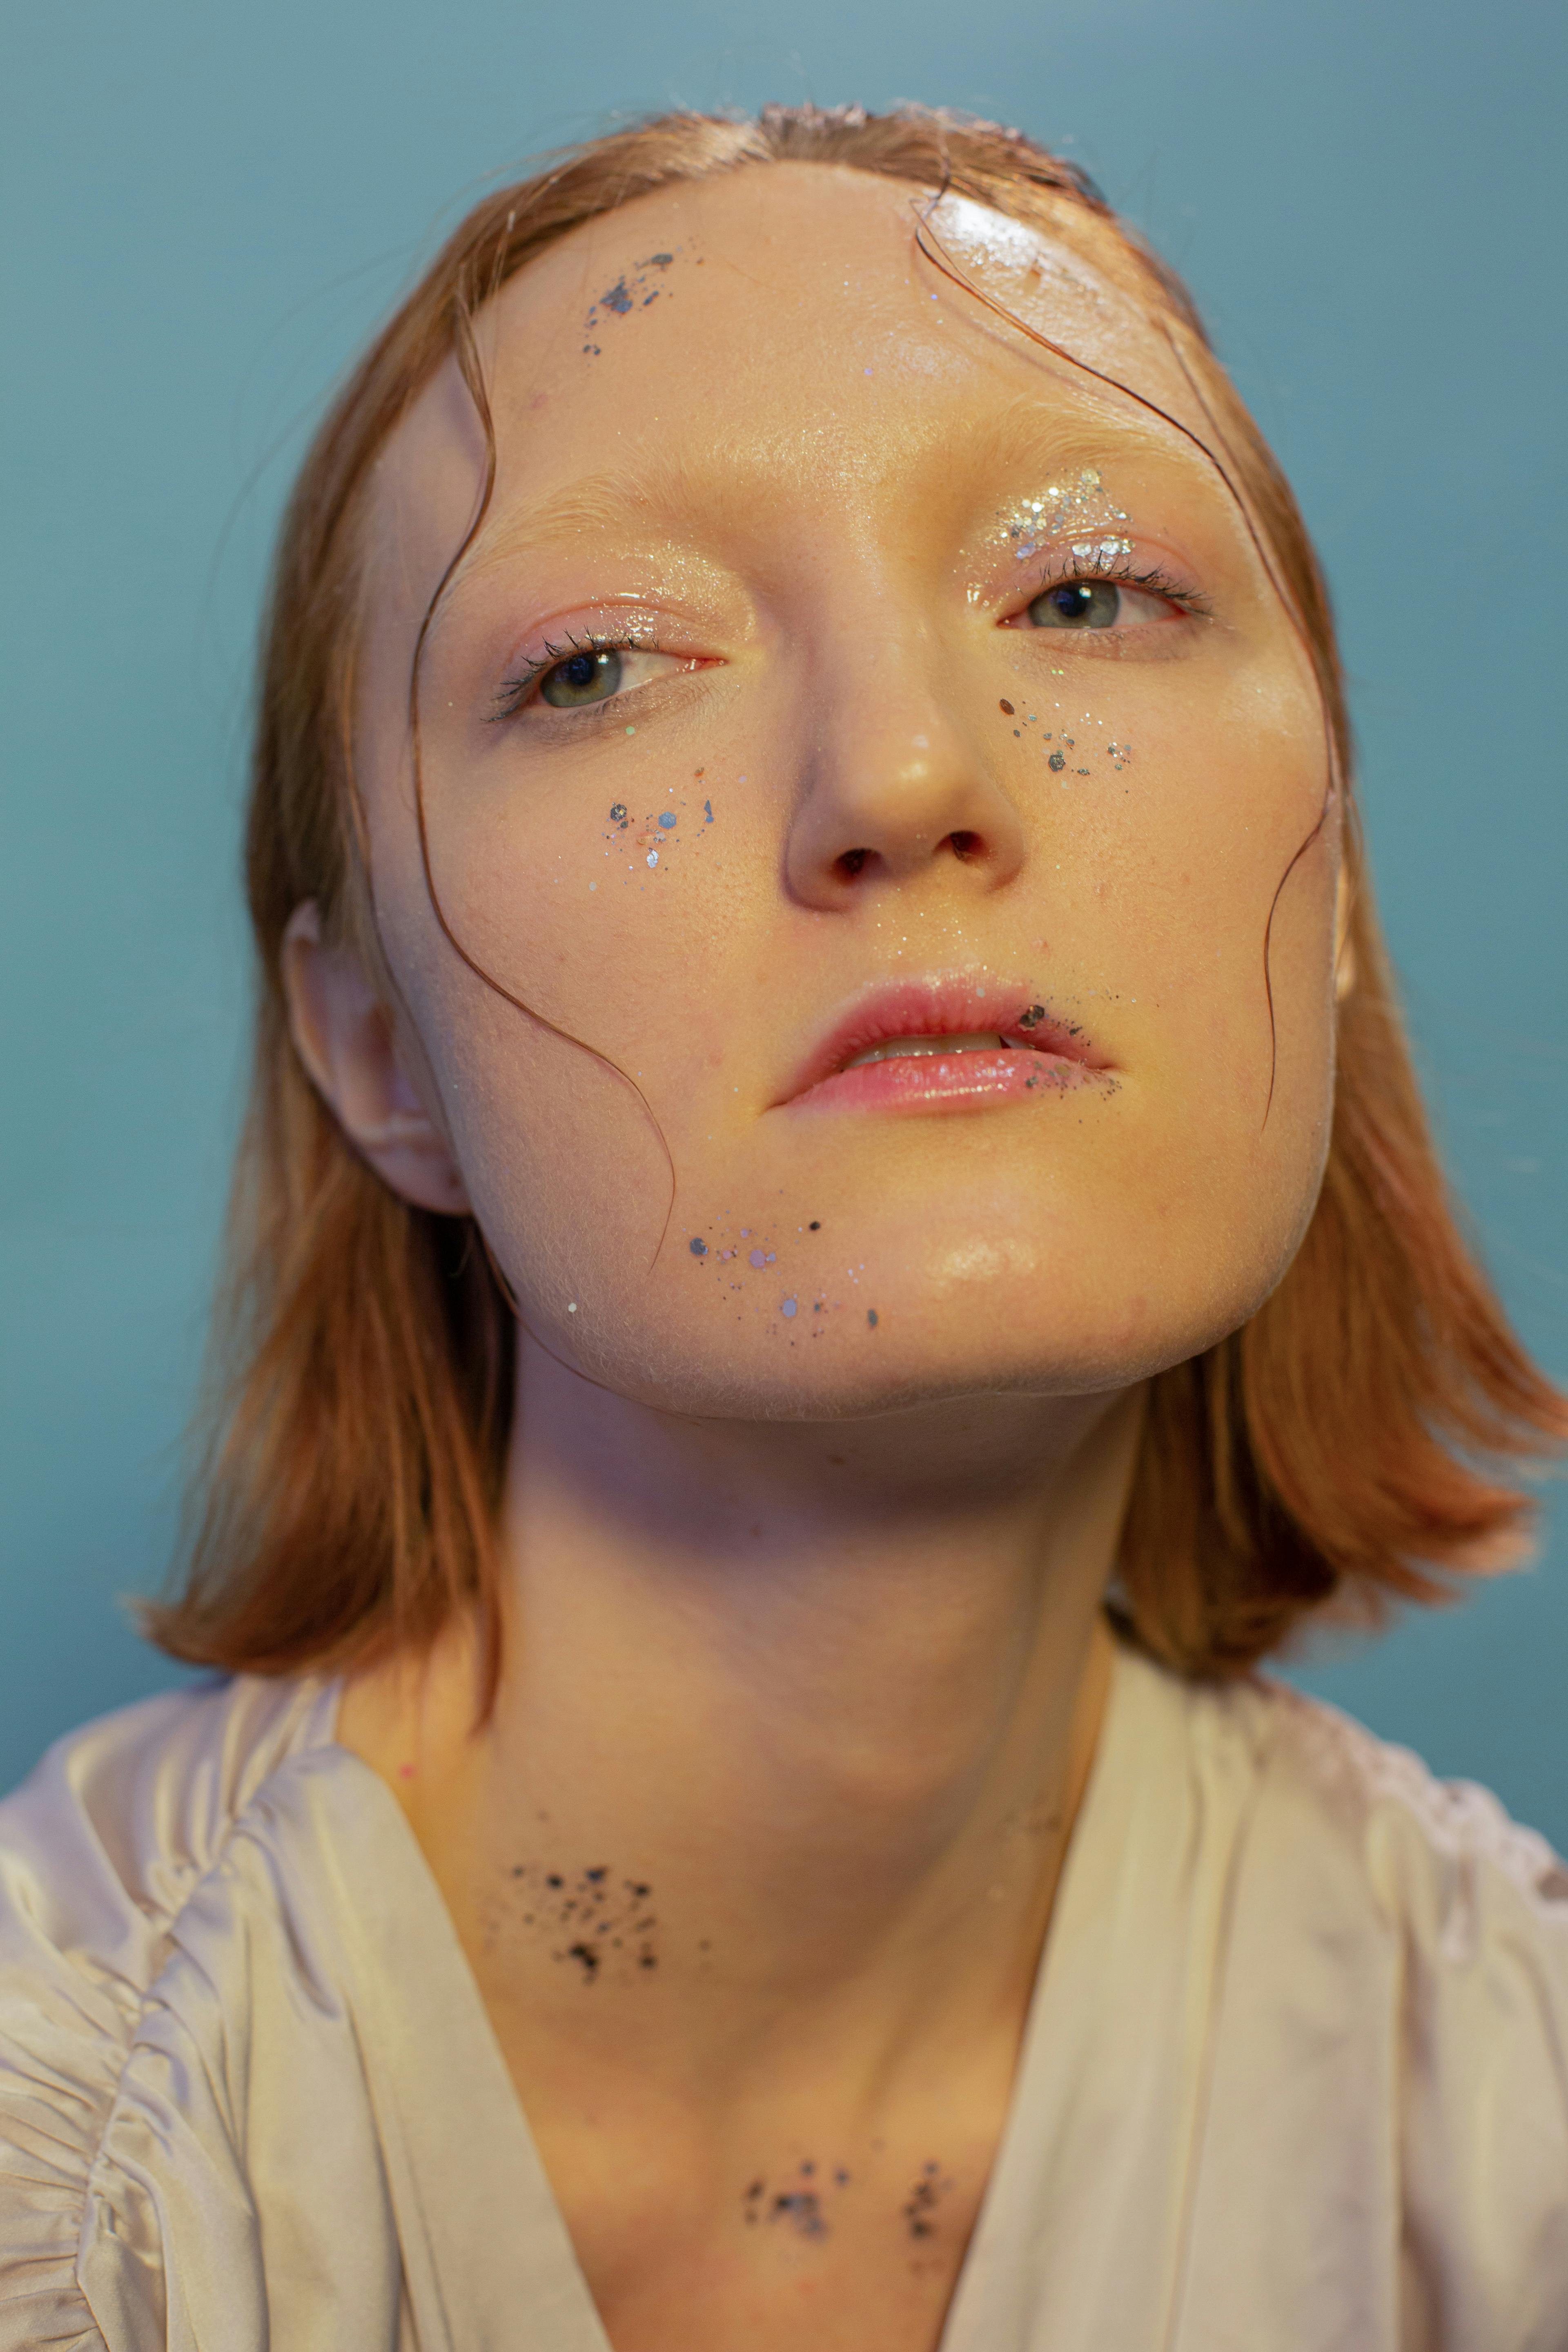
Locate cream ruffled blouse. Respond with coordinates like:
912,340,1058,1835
2,1643,1567,2350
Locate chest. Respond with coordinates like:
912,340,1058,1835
529,2122,991,2352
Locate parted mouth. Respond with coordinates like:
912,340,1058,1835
777,975,1108,1108
841,1030,1017,1069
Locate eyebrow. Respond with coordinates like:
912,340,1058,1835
461,394,1200,583
463,450,721,578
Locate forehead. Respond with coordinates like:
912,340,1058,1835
373,165,1209,551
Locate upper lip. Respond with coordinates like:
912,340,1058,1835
776,974,1107,1105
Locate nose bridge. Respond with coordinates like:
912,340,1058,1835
782,587,1027,906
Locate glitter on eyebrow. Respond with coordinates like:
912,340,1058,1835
749,1249,767,1269
689,1237,708,1255
1007,466,1128,557
609,803,627,822
646,849,659,867
658,811,678,829
867,1309,879,1327
781,1298,798,1318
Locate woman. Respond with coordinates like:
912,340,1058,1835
2,103,1565,2351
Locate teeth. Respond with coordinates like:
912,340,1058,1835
845,1031,1007,1070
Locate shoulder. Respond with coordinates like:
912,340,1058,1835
1188,1668,1568,2331
1232,1670,1568,1947
0,1675,337,2351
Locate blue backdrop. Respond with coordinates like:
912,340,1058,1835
3,0,1564,1836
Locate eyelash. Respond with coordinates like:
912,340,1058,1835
489,628,656,722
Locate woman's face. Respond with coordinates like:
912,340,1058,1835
351,163,1339,1418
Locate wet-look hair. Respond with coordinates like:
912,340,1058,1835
145,104,1566,1702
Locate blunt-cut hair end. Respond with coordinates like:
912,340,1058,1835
143,103,1567,1702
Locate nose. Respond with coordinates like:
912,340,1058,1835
782,650,1027,911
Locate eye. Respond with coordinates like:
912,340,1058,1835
497,638,697,720
1023,579,1176,631
541,646,621,706
539,645,641,708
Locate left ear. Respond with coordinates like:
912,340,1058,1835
281,900,472,1216
1333,863,1358,1004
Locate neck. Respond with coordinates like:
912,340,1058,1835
348,1341,1143,2107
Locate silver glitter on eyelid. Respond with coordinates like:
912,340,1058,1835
1006,466,1130,561
1069,536,1133,566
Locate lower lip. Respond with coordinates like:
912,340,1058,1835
789,1047,1092,1116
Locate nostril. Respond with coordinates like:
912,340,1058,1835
947,830,983,863
836,847,870,880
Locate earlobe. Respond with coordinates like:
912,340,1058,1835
280,901,472,1216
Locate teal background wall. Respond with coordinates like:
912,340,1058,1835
3,1,1564,1830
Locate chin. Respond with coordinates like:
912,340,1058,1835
552,1202,1297,1426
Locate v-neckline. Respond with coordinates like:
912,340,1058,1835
299,1640,1163,2352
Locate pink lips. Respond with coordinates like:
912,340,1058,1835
778,977,1109,1116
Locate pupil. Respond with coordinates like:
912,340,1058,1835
541,646,624,707
1027,580,1121,631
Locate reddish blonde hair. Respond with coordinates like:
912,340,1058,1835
147,103,1566,1692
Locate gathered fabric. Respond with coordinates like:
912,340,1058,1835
2,1645,1566,2351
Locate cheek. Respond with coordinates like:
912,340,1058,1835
1036,658,1333,1058
1020,659,1337,1276
410,735,768,1102
374,736,778,1321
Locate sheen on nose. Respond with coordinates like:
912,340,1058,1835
783,712,1027,910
